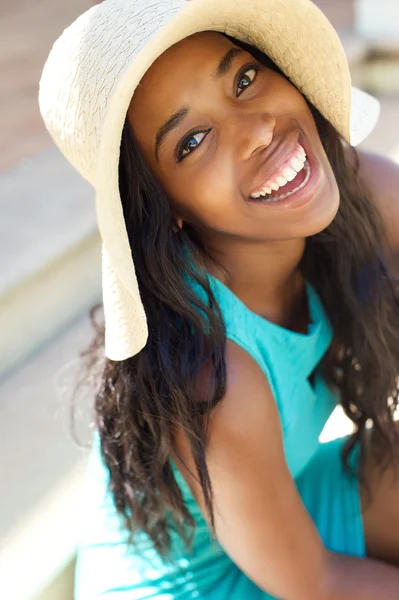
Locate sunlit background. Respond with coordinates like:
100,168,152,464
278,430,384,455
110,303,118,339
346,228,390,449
0,1,398,599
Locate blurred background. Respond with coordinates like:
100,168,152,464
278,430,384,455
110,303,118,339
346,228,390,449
0,1,398,599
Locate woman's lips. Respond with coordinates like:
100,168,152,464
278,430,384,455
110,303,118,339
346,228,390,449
247,143,323,210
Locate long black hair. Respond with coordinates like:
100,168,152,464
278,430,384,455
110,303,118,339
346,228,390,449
80,35,399,560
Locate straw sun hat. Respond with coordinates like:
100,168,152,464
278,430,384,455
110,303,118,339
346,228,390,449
38,0,380,361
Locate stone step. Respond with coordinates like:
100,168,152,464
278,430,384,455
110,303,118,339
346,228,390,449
0,148,101,379
0,312,93,600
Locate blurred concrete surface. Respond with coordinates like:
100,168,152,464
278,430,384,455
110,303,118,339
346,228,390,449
356,0,399,42
0,148,101,378
0,2,98,599
360,94,399,160
0,308,95,600
0,0,97,174
315,0,355,31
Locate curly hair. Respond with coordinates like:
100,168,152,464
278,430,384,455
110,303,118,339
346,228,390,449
79,35,399,561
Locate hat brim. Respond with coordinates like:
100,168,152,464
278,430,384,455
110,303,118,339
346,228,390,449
350,87,381,147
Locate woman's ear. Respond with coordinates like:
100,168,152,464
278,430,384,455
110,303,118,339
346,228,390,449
172,216,184,232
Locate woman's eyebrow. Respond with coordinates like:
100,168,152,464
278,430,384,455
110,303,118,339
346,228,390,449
155,106,189,161
214,47,244,79
154,47,245,161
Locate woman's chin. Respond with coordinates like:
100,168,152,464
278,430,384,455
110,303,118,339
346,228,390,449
294,159,340,237
300,153,340,235
300,193,340,238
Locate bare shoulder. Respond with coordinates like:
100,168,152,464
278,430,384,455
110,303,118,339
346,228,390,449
172,339,281,501
190,338,276,412
345,145,399,251
208,339,280,434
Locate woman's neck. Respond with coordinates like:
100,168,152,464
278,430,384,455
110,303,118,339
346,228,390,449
203,237,307,329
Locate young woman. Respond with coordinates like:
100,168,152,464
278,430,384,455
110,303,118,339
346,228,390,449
39,0,399,598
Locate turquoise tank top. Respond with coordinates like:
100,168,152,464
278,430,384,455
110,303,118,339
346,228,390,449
184,274,337,479
74,272,365,600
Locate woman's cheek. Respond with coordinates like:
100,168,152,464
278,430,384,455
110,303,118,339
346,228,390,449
164,150,239,222
202,152,239,197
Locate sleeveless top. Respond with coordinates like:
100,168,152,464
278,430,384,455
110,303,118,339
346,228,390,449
75,272,345,600
173,272,337,478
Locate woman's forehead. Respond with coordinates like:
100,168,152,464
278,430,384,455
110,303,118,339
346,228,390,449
128,32,239,131
139,31,236,87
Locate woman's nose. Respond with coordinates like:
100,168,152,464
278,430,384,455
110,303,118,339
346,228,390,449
233,112,276,161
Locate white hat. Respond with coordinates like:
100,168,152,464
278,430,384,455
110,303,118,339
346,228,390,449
38,0,380,360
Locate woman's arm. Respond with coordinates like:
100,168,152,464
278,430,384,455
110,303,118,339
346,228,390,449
173,340,399,600
325,552,399,599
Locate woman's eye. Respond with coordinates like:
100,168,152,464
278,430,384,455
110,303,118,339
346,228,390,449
177,130,209,162
175,66,259,163
236,67,258,96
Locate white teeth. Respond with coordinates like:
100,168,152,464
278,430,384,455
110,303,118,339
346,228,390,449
276,175,288,187
291,157,306,172
298,147,306,159
282,167,298,182
250,160,311,203
253,187,272,199
249,143,308,198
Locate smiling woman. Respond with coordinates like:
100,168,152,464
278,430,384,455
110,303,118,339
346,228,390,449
38,0,399,599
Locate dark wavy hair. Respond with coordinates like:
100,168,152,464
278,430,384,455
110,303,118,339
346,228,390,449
80,35,399,560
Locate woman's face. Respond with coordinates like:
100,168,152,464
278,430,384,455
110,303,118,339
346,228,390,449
128,32,339,244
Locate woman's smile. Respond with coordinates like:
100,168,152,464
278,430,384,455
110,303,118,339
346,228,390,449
248,143,308,199
246,133,325,211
